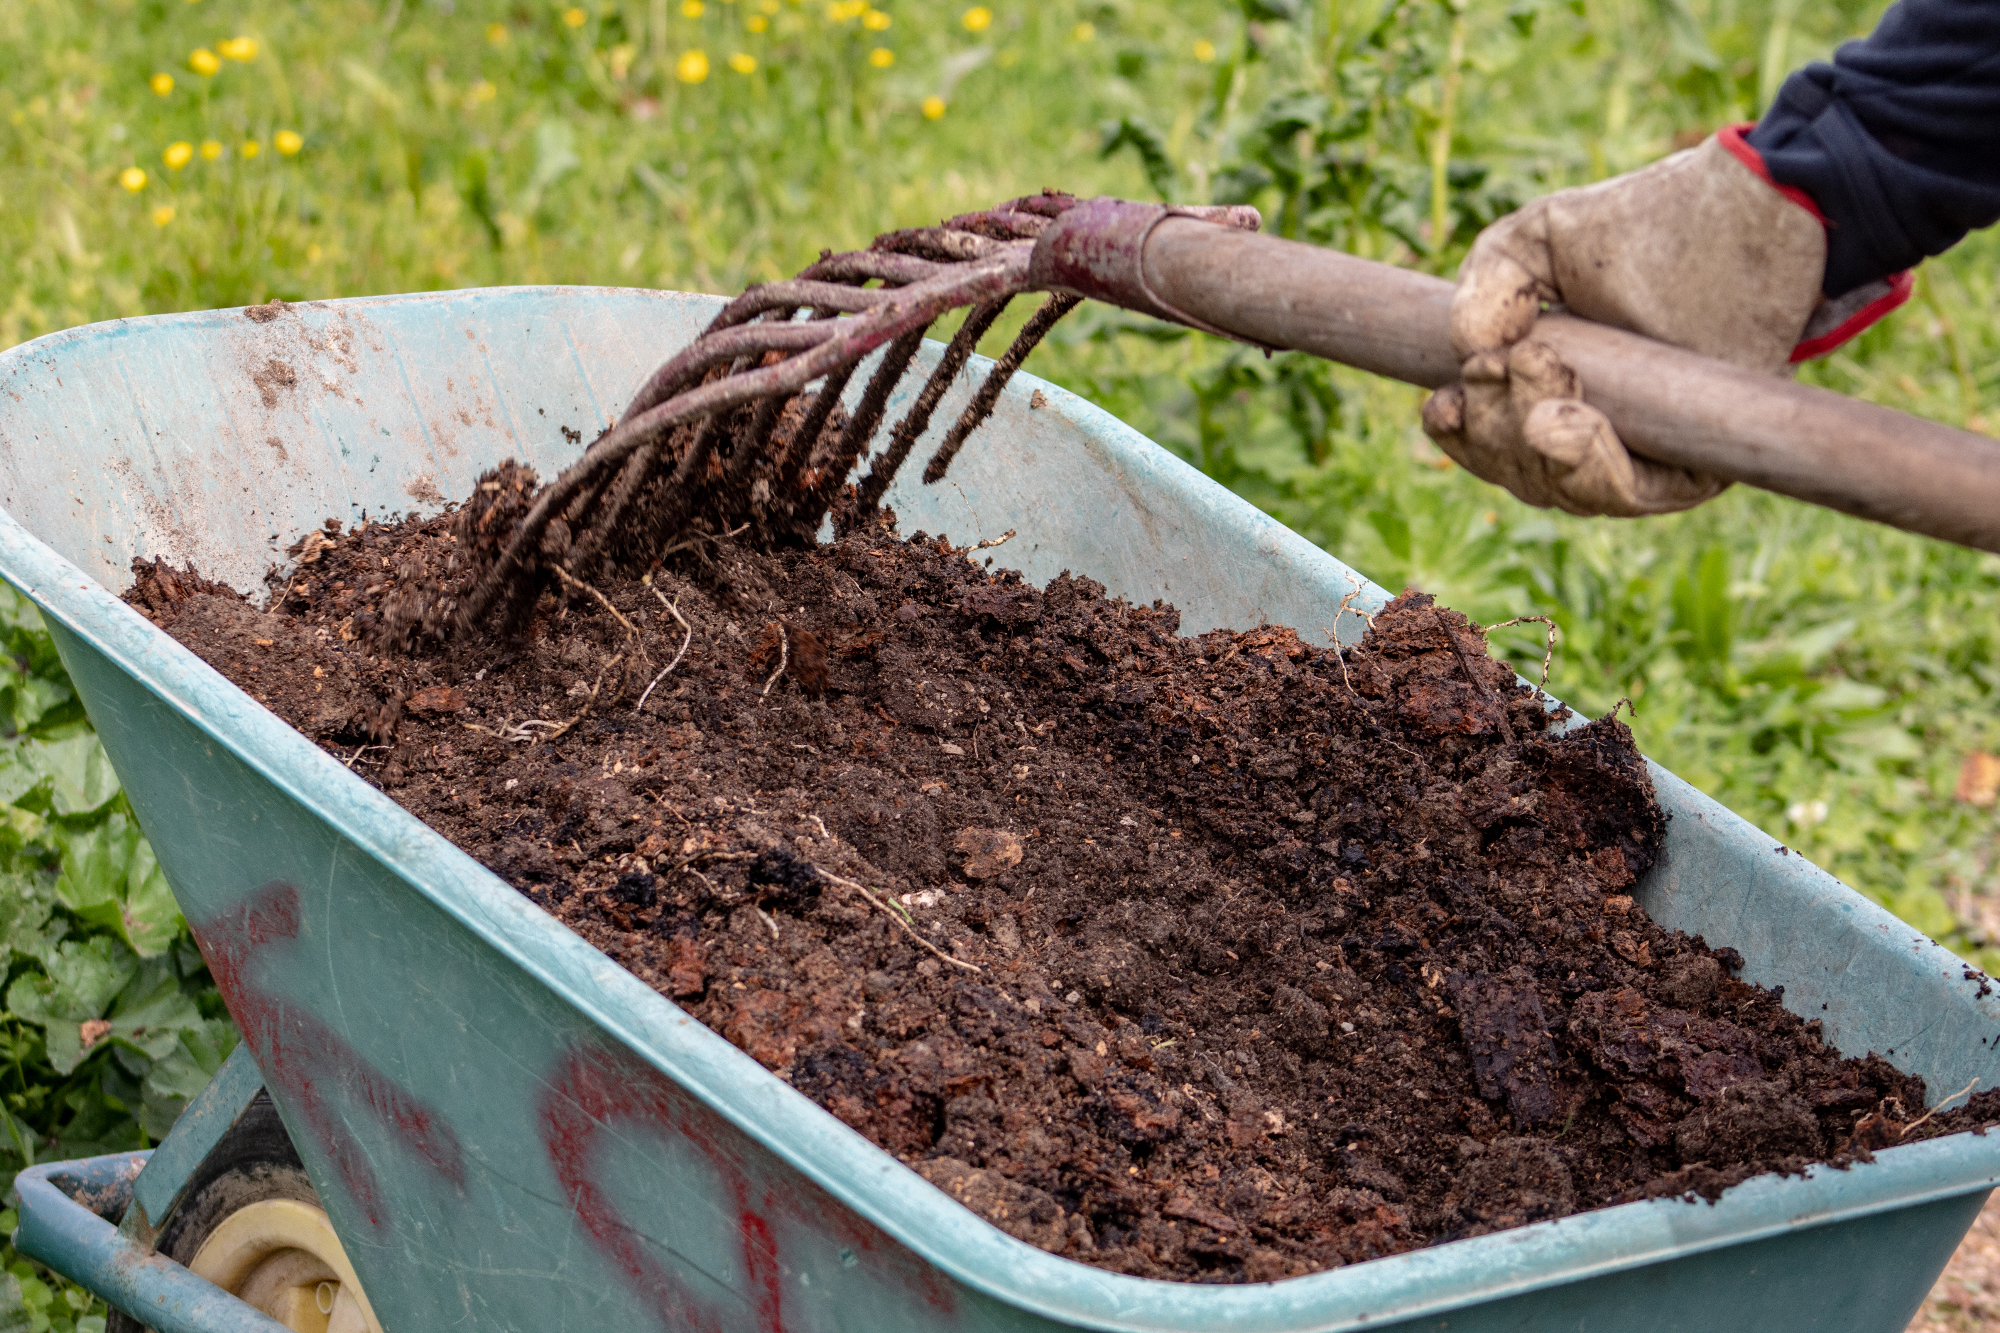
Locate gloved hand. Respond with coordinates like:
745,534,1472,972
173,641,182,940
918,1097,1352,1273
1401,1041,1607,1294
1421,128,1909,517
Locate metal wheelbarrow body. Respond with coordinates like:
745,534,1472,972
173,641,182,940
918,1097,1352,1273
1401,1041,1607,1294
2,287,1996,1332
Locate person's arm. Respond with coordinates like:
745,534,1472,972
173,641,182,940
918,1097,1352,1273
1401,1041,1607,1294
1422,0,2000,519
1751,0,2000,299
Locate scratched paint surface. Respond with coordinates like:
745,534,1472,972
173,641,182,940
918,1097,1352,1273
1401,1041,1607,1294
5,289,2000,1333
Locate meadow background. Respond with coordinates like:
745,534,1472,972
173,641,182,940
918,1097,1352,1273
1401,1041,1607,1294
1,0,1996,1325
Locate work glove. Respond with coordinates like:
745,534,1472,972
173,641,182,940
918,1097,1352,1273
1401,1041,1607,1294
1421,128,1910,517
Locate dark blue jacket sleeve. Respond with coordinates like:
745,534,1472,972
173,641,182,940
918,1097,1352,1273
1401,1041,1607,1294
1747,0,2000,297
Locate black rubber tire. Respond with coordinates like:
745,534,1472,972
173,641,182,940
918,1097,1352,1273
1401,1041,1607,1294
107,1092,318,1333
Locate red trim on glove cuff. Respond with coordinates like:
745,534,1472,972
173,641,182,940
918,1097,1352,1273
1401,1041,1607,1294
1718,123,1827,224
1788,270,1915,363
1718,123,1912,361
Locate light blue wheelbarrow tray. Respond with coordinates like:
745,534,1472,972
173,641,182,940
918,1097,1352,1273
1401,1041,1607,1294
3,286,1997,1332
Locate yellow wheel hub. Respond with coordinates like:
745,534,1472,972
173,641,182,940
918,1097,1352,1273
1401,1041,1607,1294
187,1198,383,1333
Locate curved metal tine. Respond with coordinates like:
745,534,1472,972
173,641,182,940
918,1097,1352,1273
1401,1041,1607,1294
798,250,950,287
767,361,859,507
816,327,931,525
619,316,842,424
871,227,1013,263
922,293,1082,484
982,190,1079,219
461,256,1030,626
942,210,1049,241
634,410,730,558
563,354,735,541
623,249,1015,424
851,296,1012,518
559,455,620,529
561,436,668,578
704,280,894,334
720,389,793,506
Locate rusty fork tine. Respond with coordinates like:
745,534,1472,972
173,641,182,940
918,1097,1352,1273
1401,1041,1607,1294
618,317,839,424
632,411,730,557
724,392,793,502
769,362,859,503
922,293,1081,485
851,296,1013,519
872,228,1013,263
816,327,930,522
797,250,949,286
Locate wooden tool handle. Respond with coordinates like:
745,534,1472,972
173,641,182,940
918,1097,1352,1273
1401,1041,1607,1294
1143,219,2000,554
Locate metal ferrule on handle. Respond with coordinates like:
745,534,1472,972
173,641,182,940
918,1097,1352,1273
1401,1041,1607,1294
1026,197,1266,345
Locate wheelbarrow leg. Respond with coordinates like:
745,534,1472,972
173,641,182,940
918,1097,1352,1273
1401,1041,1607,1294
16,1043,384,1333
120,1043,267,1250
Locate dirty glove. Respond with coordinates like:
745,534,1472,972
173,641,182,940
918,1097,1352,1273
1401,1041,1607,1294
1421,128,1910,518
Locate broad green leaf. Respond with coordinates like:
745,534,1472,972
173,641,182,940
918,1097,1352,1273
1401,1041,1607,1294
5,937,138,1074
105,963,203,1062
0,751,45,809
0,1271,33,1333
0,871,64,967
25,736,121,816
0,672,73,738
53,816,180,958
116,841,183,960
0,806,47,847
1,1109,36,1171
141,1018,240,1139
53,820,124,921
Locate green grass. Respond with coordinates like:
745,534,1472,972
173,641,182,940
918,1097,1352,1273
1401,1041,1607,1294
2,0,1998,1320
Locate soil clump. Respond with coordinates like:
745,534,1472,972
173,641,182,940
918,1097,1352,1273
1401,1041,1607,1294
130,512,2000,1284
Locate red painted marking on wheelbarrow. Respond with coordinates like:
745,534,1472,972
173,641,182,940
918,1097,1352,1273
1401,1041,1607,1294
540,1043,957,1332
192,882,466,1228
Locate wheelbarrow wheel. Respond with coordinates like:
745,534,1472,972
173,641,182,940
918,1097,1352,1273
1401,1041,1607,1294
108,1092,382,1333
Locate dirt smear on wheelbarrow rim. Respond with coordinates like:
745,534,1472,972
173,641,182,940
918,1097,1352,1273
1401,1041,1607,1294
133,515,2000,1285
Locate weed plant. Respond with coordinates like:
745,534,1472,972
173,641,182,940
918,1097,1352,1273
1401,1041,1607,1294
1,0,1995,1322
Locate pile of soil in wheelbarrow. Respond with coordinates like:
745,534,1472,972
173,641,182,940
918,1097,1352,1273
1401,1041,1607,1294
129,513,2000,1284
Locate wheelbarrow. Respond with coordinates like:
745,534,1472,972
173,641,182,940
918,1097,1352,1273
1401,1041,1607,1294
3,287,1997,1333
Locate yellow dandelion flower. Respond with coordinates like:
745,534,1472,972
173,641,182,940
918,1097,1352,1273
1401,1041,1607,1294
727,51,757,72
307,243,324,263
861,7,889,29
1072,20,1093,39
746,13,768,29
487,21,510,43
200,139,223,160
868,46,893,66
468,79,498,104
218,36,258,61
149,72,175,95
189,47,221,76
824,0,861,20
275,129,304,155
921,94,945,118
562,7,587,27
151,204,176,226
1192,37,1216,62
682,0,705,14
241,140,261,157
961,5,990,31
119,167,148,192
164,141,194,169
759,0,778,10
676,49,710,81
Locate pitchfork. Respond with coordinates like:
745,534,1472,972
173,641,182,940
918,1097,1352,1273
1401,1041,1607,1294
441,190,2000,641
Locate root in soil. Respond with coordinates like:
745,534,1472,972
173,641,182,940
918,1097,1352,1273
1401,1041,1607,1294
130,517,2000,1285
